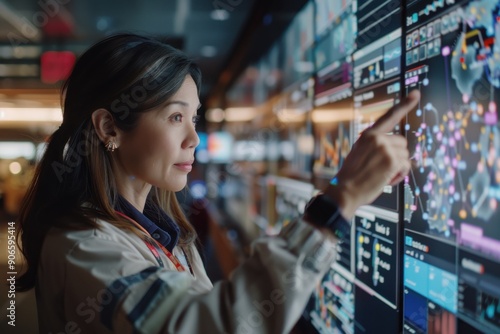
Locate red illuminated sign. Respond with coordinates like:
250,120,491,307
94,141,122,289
40,51,76,84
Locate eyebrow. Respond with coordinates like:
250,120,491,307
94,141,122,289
165,101,202,110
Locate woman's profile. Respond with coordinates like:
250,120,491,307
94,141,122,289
16,33,418,333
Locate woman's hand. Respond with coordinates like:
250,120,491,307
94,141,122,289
324,90,420,219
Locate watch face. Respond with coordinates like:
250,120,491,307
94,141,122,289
306,195,333,222
306,195,351,240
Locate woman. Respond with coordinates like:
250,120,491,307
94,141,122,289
17,33,419,333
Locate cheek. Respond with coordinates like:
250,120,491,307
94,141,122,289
118,133,155,169
117,123,181,174
149,131,177,156
132,131,177,166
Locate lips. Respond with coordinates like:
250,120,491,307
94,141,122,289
174,160,194,172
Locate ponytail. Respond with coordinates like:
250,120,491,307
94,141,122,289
17,125,71,291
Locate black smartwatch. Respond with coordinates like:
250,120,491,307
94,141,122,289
304,193,351,241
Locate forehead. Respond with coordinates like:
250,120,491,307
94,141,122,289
169,75,199,102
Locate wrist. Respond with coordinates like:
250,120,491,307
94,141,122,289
304,193,351,241
323,178,357,220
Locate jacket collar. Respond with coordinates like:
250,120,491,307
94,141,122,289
115,196,180,252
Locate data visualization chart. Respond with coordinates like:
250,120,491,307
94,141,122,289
404,1,500,255
307,264,355,334
458,247,500,332
403,2,500,333
354,206,399,308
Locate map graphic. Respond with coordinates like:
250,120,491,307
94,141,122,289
404,1,500,242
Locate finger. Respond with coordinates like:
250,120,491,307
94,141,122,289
388,159,411,185
370,90,420,134
385,134,408,148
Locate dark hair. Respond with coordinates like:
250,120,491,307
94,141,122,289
17,33,202,291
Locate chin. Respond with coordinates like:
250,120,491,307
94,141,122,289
155,180,187,192
170,180,188,192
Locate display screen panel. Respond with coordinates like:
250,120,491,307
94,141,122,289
403,1,500,333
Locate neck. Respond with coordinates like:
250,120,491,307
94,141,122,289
116,176,152,213
111,157,153,212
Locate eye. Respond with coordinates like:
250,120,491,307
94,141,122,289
192,115,201,126
171,113,183,123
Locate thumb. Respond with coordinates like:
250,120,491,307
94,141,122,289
369,90,420,133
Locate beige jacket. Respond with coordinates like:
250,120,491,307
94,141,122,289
36,218,336,333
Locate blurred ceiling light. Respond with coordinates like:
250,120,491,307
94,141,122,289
224,107,256,122
0,108,62,123
9,161,22,175
0,142,36,159
210,9,230,21
276,108,306,123
201,45,217,57
206,108,225,123
311,109,353,123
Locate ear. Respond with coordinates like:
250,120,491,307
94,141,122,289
91,108,120,146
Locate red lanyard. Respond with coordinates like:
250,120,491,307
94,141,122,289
115,210,186,272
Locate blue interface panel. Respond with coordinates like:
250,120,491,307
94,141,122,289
299,0,500,333
403,0,500,333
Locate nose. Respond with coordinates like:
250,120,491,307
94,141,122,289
182,124,200,149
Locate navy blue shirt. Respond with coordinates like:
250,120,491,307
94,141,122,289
115,196,180,252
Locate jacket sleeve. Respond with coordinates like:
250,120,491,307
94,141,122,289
63,219,337,334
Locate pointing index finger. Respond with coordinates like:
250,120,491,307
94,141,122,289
369,90,421,133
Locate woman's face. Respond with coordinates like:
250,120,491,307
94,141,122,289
115,75,200,192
